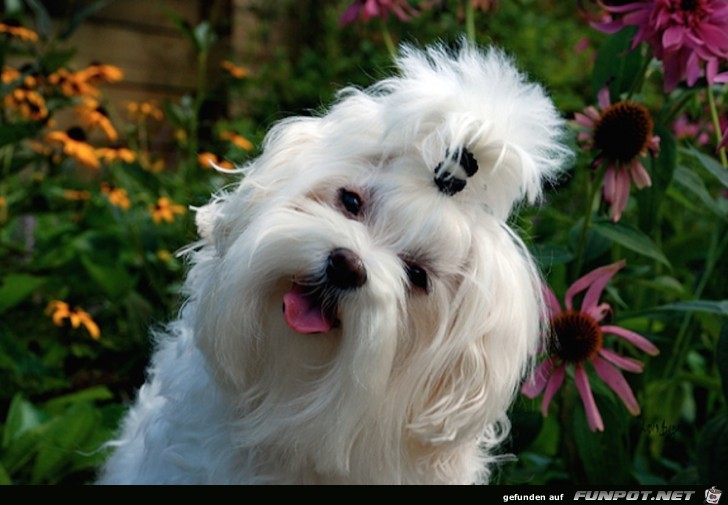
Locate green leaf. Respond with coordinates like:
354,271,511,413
23,0,52,39
655,300,728,316
59,0,114,40
697,413,728,483
31,403,99,484
0,274,46,313
193,21,217,53
0,462,11,485
164,8,199,51
572,391,631,484
80,255,133,299
636,275,685,297
532,243,574,268
591,27,644,98
39,47,77,74
592,219,671,267
0,428,43,476
2,394,46,447
508,404,543,454
4,0,24,16
44,386,113,414
0,395,47,476
717,323,728,403
0,121,43,149
673,165,726,218
683,146,728,188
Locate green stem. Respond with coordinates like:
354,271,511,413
559,381,586,484
627,50,652,100
706,85,727,168
465,0,476,43
573,170,602,277
381,21,397,60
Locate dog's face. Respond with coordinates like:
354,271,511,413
185,44,568,482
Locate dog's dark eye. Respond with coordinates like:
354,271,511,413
406,263,429,293
339,188,362,216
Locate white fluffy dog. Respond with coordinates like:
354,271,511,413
98,42,568,485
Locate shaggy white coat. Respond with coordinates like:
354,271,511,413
98,42,569,485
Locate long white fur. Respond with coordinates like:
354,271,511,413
98,42,569,484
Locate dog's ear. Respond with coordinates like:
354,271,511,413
195,117,324,254
407,223,542,463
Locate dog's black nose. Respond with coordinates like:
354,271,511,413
326,248,367,289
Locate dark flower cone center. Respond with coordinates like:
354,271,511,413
593,101,653,164
548,310,603,363
677,0,707,25
67,127,87,142
680,0,699,13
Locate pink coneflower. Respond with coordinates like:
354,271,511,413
574,88,660,222
592,0,728,91
339,0,418,25
522,261,660,432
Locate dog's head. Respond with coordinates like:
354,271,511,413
186,43,568,482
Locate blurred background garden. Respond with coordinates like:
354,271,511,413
1,0,726,485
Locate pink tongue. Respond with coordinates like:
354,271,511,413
283,285,331,334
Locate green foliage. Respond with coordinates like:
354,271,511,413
1,0,726,485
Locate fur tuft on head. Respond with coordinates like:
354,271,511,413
327,41,570,218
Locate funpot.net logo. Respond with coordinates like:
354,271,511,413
573,491,696,501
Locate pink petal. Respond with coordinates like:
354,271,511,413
609,167,631,222
588,302,613,323
603,3,648,14
599,348,644,373
706,58,719,84
522,357,555,398
685,51,703,87
695,24,728,52
623,9,651,31
584,105,602,122
566,260,625,316
578,131,594,143
648,135,661,156
339,3,361,25
601,325,660,356
662,25,685,51
630,160,652,189
362,0,382,20
591,19,625,34
543,284,562,318
573,112,596,128
603,165,617,204
662,56,683,92
714,71,728,84
592,355,641,415
574,363,604,432
541,363,566,417
597,87,611,110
